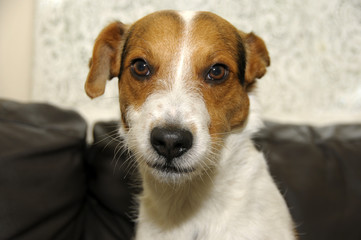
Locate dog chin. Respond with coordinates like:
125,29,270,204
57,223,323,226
145,162,199,183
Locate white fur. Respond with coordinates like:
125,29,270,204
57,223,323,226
179,10,197,23
119,11,296,240
133,96,296,240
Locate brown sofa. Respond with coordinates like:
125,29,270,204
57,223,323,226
1,99,360,240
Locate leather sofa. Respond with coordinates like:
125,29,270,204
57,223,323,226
1,99,360,240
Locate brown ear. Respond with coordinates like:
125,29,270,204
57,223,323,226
241,32,270,85
85,21,128,98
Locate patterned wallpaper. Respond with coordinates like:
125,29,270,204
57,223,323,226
32,0,361,126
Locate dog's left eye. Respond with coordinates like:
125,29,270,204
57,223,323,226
206,64,229,83
131,59,151,79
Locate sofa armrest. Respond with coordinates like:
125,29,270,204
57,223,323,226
0,99,87,240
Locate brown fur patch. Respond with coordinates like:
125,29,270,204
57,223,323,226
239,31,271,85
189,12,251,137
118,11,184,112
85,21,127,98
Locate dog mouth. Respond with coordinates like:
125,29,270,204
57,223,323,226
147,162,195,174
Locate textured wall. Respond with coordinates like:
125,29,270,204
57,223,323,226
32,0,361,126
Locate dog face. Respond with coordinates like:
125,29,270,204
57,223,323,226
85,11,269,182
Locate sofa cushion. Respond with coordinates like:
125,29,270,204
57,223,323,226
1,98,360,240
253,122,361,240
84,121,140,240
91,121,361,240
0,99,87,240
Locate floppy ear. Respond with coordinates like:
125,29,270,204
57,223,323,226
85,21,128,99
240,32,270,85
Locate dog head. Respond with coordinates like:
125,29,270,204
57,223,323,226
85,11,270,183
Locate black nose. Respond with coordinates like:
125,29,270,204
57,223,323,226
150,127,193,162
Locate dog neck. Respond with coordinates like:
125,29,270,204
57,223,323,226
140,162,216,227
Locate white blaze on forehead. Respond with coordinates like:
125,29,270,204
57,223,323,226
179,10,197,23
172,11,197,91
142,10,210,129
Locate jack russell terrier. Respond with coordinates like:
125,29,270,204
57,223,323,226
85,10,296,240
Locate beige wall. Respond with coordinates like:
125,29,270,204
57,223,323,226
0,0,34,102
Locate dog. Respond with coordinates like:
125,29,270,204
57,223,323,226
85,10,296,240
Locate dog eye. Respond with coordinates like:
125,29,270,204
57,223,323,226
131,59,151,79
206,64,229,83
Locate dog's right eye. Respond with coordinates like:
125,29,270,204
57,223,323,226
131,59,151,79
